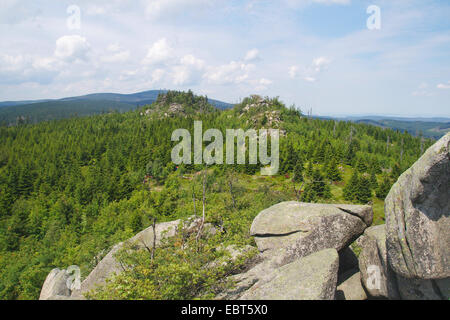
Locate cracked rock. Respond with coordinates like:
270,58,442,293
250,202,372,265
385,132,449,279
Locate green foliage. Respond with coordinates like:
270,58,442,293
326,158,342,182
376,176,393,199
87,233,258,300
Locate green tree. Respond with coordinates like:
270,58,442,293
376,176,392,199
326,158,342,182
356,176,372,204
343,171,359,201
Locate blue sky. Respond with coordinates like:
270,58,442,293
0,0,449,117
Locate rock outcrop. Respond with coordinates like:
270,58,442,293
385,132,449,279
240,249,339,300
250,202,372,266
358,225,400,299
39,268,71,300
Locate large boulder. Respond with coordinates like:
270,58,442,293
239,249,339,300
39,268,70,300
358,225,400,299
359,224,449,300
250,202,372,265
385,132,449,279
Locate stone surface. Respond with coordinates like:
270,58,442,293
336,269,367,300
239,249,339,300
396,276,449,300
39,268,70,300
385,132,449,279
359,225,400,299
250,202,371,265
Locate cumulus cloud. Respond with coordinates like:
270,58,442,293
203,61,255,85
244,49,260,62
54,35,91,62
288,66,299,79
437,81,450,89
312,57,331,72
142,38,174,65
172,54,206,85
289,56,331,82
0,54,59,85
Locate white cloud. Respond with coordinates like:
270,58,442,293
86,5,107,15
437,81,450,89
172,55,206,85
304,76,316,82
142,38,174,65
259,78,272,85
101,44,130,63
0,54,60,85
144,0,214,20
244,49,260,62
288,66,299,79
203,61,255,85
289,57,331,82
312,56,331,72
54,35,91,62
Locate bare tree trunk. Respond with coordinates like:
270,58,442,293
196,166,207,246
151,217,156,261
400,138,404,163
420,137,424,155
293,181,304,202
192,186,196,216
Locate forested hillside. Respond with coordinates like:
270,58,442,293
0,90,233,126
0,91,433,299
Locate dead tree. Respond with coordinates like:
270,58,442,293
400,137,404,163
196,166,207,246
292,181,305,202
192,185,196,216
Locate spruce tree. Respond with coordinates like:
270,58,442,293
326,158,342,182
356,176,372,204
293,160,304,183
376,176,392,199
369,170,378,189
343,170,359,201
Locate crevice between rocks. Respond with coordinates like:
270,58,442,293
252,230,306,238
335,206,368,226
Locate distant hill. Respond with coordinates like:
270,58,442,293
353,119,450,139
313,115,450,139
0,90,234,125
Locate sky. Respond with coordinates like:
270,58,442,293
0,0,449,117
